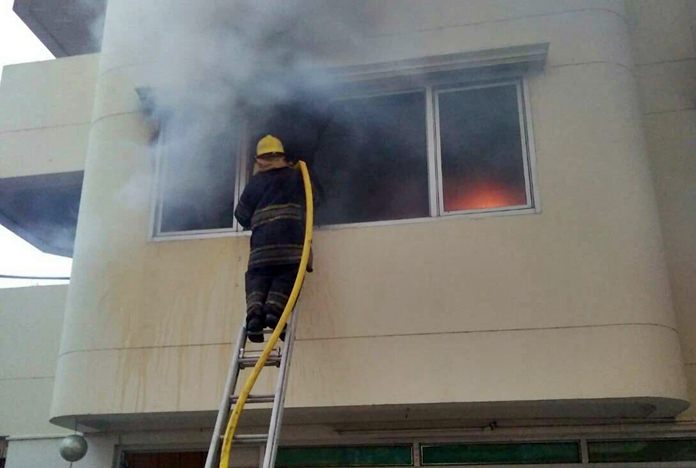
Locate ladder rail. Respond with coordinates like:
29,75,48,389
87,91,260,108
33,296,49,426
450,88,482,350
262,309,301,468
219,248,309,465
217,160,314,468
205,325,247,468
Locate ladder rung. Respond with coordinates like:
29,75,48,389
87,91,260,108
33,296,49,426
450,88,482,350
240,348,281,358
238,356,281,368
231,433,268,444
231,393,275,404
238,352,282,368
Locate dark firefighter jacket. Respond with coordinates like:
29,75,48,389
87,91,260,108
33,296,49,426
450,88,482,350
234,166,306,270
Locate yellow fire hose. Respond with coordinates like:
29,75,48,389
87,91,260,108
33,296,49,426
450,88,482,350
219,160,314,468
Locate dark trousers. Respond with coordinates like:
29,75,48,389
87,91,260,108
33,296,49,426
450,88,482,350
245,264,299,325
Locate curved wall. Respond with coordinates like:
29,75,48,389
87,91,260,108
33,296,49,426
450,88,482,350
51,0,688,426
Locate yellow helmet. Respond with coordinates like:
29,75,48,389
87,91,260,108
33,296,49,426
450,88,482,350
256,134,284,157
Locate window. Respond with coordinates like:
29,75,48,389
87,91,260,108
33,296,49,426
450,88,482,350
276,445,413,467
122,450,207,468
420,442,581,465
313,91,430,225
154,119,244,236
0,438,6,468
120,448,258,468
152,78,535,238
436,83,530,214
587,439,696,463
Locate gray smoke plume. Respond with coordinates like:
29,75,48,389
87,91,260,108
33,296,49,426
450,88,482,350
75,0,107,52
99,0,373,231
65,1,524,239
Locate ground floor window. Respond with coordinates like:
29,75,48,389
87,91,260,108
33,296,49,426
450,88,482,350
123,451,207,468
420,442,580,465
119,437,696,467
587,438,696,463
276,445,413,467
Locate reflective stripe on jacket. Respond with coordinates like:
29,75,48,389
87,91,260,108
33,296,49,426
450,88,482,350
234,166,305,269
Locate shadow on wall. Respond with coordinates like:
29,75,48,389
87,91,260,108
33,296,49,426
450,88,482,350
0,171,83,256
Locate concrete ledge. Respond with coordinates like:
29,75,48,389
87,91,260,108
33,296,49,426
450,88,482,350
50,324,689,425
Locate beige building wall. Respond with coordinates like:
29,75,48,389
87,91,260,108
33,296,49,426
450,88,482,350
50,0,689,428
627,0,696,420
0,286,70,437
0,54,97,178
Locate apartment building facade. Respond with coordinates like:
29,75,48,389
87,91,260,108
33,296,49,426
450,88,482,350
1,1,695,466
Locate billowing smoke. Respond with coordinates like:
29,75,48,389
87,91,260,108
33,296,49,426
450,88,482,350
98,0,372,231
89,2,525,232
75,0,107,53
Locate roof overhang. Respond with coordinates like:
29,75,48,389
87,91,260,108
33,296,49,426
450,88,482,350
51,397,688,433
0,171,83,257
12,0,105,57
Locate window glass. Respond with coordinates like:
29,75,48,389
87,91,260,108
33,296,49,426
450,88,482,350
438,84,528,213
276,445,413,467
420,442,580,465
153,78,536,237
248,98,333,166
159,121,240,233
312,91,430,225
123,451,206,468
588,439,696,463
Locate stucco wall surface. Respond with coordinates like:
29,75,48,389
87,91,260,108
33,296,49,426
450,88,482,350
0,285,70,437
4,434,116,468
51,0,688,423
626,0,696,420
0,54,97,178
4,438,68,468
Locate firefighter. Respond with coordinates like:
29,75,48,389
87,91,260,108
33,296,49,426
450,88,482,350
234,134,308,343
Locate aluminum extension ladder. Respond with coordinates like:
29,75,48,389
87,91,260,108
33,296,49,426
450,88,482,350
205,313,299,468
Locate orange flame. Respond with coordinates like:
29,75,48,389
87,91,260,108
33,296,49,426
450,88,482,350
444,181,526,211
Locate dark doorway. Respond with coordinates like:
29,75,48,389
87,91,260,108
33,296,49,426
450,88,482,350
123,451,206,468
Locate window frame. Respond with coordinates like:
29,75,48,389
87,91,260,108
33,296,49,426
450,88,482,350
109,432,696,468
149,121,248,240
149,75,539,241
433,80,535,217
